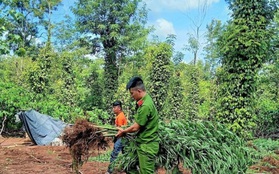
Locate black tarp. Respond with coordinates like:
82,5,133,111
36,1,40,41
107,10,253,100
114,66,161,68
18,109,67,145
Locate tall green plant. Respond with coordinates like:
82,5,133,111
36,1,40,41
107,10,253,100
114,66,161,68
187,66,200,120
56,53,77,107
82,66,104,110
28,46,54,95
147,43,172,114
216,0,276,137
167,72,185,120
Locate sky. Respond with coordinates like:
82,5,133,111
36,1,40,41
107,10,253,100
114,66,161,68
55,0,231,62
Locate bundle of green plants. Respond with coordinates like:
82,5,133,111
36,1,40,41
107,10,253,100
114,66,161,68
116,120,253,173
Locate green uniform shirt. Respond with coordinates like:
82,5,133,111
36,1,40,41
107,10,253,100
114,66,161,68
134,93,159,144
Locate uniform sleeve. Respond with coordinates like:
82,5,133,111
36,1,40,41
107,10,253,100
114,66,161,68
135,105,149,126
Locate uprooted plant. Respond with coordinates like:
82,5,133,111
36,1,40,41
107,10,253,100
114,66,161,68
62,119,117,174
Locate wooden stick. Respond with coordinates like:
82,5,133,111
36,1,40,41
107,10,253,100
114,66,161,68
0,115,7,136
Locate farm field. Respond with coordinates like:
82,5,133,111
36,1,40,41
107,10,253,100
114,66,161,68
0,137,109,174
0,137,278,174
0,137,189,174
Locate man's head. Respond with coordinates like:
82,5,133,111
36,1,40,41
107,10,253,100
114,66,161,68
112,100,122,114
126,76,146,101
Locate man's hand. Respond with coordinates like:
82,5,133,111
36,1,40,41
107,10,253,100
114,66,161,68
115,122,140,137
116,127,125,137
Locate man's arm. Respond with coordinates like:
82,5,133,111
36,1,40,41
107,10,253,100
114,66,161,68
116,122,140,137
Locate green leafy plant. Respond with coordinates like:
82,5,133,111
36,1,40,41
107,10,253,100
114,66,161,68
87,108,110,125
117,120,253,173
216,0,276,137
89,150,111,162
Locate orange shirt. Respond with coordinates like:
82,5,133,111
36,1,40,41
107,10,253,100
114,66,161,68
115,111,127,127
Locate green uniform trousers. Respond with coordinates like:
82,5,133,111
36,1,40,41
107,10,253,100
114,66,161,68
127,141,159,174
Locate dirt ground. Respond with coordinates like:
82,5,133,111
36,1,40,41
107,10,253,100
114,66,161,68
0,137,111,174
0,137,190,174
0,137,278,174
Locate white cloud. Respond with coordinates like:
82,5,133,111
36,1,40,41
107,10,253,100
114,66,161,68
144,0,219,11
154,18,176,38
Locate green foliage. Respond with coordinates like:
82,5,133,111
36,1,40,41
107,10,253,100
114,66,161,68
89,150,111,162
1,0,278,143
255,96,279,137
186,67,200,120
204,19,224,78
87,109,110,125
72,0,149,115
30,95,83,123
166,72,185,120
147,43,172,114
252,138,279,152
81,67,104,110
254,25,279,137
216,0,276,137
117,120,253,173
53,15,79,52
0,1,36,54
0,18,10,55
0,81,32,130
54,53,78,107
0,0,61,55
28,46,54,94
246,138,279,168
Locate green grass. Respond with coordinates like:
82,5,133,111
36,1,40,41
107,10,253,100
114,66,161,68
252,138,279,151
89,150,112,162
246,138,279,174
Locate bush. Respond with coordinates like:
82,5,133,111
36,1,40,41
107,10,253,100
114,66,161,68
87,108,110,125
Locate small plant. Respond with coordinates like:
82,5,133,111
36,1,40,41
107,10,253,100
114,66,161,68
252,138,279,152
47,150,55,155
89,150,111,162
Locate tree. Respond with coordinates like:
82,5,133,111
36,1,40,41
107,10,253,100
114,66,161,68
184,0,208,65
34,0,62,47
0,0,61,56
204,19,224,78
0,16,10,55
216,0,277,137
167,72,185,120
82,64,104,110
185,65,200,120
72,0,149,113
254,9,279,137
53,15,80,52
28,46,55,95
147,43,172,115
0,0,38,55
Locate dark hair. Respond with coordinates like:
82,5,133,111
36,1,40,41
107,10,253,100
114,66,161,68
126,76,145,90
112,100,122,109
